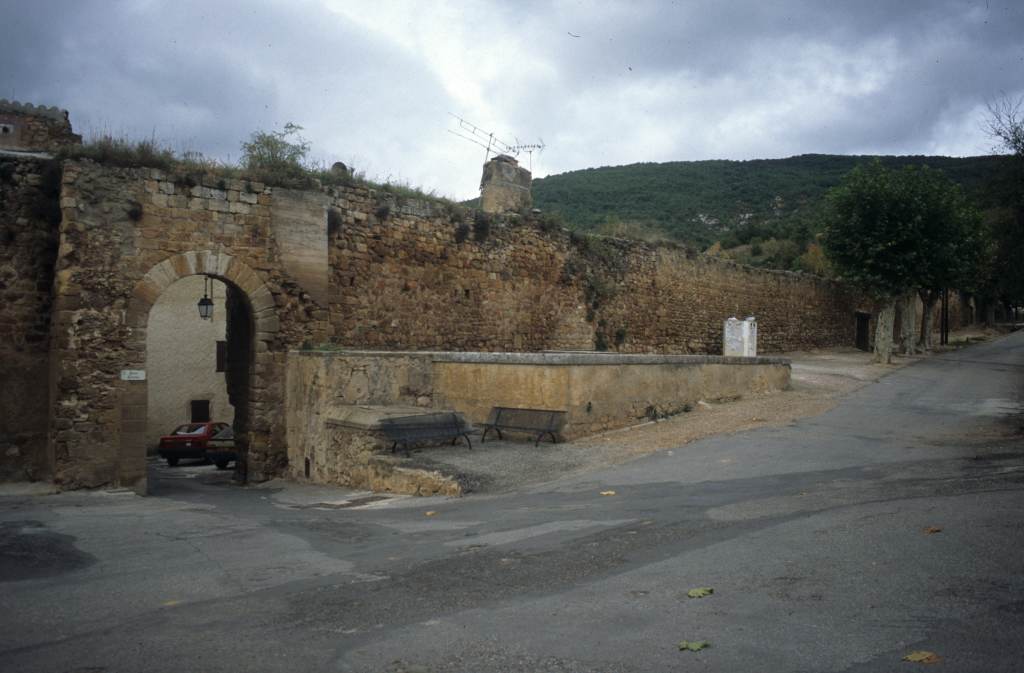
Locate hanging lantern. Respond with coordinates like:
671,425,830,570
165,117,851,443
197,276,214,320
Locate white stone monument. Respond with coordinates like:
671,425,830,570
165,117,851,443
723,316,757,357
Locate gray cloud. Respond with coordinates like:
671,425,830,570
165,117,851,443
2,0,1021,198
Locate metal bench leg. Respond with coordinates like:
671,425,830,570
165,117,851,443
481,428,490,443
534,432,543,447
463,434,472,451
390,441,398,454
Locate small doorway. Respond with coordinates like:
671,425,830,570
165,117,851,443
190,399,211,423
855,312,871,351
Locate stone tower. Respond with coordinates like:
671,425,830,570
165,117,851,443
0,100,81,154
479,154,532,214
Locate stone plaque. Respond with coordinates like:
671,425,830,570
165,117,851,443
723,318,744,356
120,369,146,381
723,317,757,357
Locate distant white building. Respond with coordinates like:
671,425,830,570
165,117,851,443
145,276,234,450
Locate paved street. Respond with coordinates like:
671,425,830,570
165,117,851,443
2,333,1022,673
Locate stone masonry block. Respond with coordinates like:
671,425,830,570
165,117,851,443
132,279,163,308
249,286,276,312
199,251,221,275
255,314,280,333
215,254,234,277
170,254,196,279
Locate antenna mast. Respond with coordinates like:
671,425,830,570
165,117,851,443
447,113,545,171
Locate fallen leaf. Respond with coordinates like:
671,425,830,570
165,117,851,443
600,490,616,496
923,526,942,534
687,587,714,599
903,650,941,664
424,511,437,517
161,600,181,607
678,640,710,652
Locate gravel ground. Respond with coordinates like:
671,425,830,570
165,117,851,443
410,328,1009,493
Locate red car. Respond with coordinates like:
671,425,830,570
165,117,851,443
157,422,231,467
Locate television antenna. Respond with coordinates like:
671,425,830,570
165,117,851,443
447,113,545,172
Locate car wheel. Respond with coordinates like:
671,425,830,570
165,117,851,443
166,457,179,467
215,460,230,470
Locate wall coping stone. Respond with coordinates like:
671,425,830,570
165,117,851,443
293,349,791,367
324,404,450,430
0,148,53,160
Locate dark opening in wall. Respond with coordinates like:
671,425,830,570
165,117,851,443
190,399,211,422
216,340,227,372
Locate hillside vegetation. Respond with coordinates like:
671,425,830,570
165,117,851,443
530,154,1011,272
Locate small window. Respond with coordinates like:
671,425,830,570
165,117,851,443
216,340,227,372
190,400,211,422
0,124,12,136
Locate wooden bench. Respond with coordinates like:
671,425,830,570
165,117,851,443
481,407,567,446
378,412,473,457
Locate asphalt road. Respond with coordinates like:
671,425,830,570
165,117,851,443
2,333,1022,673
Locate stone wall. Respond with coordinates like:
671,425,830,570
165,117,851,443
0,100,81,153
8,153,957,491
285,350,790,493
329,187,868,354
430,352,791,437
0,156,60,480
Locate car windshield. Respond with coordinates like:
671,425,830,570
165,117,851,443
211,427,234,440
172,424,207,435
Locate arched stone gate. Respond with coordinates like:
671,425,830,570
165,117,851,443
117,251,280,493
46,161,327,492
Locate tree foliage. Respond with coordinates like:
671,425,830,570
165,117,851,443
240,122,311,179
823,161,982,300
529,154,1005,272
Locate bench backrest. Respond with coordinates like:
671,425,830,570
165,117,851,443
378,412,468,439
486,407,567,432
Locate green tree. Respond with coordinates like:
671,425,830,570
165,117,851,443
824,161,982,362
240,122,310,180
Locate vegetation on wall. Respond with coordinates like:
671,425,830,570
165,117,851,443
57,128,454,205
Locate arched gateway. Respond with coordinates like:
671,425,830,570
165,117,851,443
43,161,327,494
115,251,280,493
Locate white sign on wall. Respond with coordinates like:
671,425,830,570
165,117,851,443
723,317,758,357
120,369,146,381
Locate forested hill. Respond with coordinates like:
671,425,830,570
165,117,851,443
530,154,1009,255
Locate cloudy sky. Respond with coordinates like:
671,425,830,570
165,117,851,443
2,0,1021,199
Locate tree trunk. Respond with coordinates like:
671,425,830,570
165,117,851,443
899,291,917,355
918,290,937,351
874,300,896,364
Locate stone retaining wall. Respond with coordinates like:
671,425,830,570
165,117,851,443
285,350,790,493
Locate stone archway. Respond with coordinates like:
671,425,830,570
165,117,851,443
118,251,279,493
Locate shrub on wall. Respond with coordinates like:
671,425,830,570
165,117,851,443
473,211,491,242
